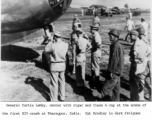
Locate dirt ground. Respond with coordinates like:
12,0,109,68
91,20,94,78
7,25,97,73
1,13,151,102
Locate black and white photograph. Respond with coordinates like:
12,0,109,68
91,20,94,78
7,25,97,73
1,0,151,103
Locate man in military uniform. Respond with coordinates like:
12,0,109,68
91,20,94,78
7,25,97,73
45,32,69,101
124,17,135,42
90,24,102,88
92,13,100,27
100,29,124,101
74,29,92,87
129,30,149,101
136,28,151,101
70,23,89,74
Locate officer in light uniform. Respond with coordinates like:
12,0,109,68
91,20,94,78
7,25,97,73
71,23,89,74
90,24,102,88
129,30,149,101
73,29,92,87
124,17,135,42
141,18,148,40
45,32,69,101
136,28,151,101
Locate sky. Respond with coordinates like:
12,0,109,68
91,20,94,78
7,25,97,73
71,0,151,9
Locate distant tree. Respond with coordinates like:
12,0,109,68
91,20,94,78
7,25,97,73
124,4,129,9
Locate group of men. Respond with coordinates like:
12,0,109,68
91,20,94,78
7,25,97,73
44,11,151,102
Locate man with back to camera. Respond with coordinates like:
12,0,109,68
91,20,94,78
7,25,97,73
73,29,92,87
100,29,124,101
90,24,102,88
124,17,135,42
45,32,69,101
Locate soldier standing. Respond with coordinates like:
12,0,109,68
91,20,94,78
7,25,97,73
74,29,92,87
136,28,151,101
71,23,89,74
124,17,135,42
129,30,148,101
100,29,124,101
90,24,102,88
45,32,69,101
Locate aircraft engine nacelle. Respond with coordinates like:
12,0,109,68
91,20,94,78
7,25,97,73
1,0,72,34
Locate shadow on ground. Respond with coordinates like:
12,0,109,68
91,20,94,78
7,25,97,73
65,73,99,101
1,45,39,62
25,77,50,101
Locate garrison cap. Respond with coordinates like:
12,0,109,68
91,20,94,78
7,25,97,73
130,30,139,36
108,29,120,37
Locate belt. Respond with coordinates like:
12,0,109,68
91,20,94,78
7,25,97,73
50,61,65,63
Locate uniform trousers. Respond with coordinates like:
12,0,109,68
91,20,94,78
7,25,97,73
138,62,151,101
101,73,120,101
129,64,140,101
76,60,86,87
130,62,151,101
72,44,76,73
91,50,101,81
50,71,65,101
125,30,131,42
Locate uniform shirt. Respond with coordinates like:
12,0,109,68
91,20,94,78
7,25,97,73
91,31,102,53
45,40,69,72
92,16,100,26
126,19,135,31
108,41,124,75
70,31,89,46
133,38,149,74
134,38,148,63
76,37,91,62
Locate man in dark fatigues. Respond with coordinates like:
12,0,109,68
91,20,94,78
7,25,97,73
100,29,124,101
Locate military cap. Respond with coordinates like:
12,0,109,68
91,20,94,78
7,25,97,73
130,30,139,36
108,29,120,37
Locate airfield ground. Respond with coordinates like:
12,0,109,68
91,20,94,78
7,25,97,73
0,12,151,101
